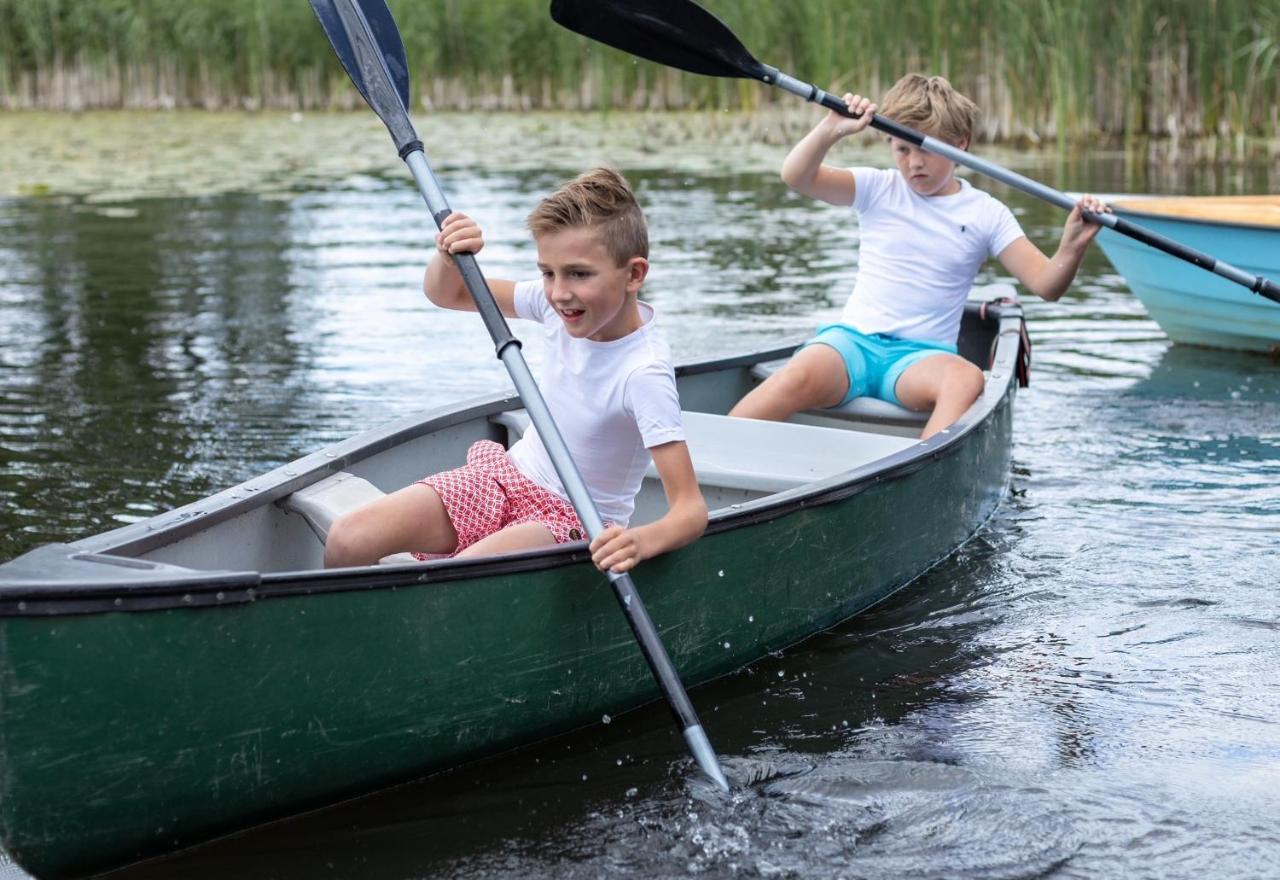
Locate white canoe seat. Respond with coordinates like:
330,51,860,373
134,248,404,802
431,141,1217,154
492,409,917,494
749,359,930,428
281,472,419,565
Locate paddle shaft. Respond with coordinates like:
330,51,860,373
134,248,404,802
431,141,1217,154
403,154,727,790
764,70,1280,305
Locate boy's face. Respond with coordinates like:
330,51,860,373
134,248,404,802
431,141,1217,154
535,227,648,342
889,136,967,197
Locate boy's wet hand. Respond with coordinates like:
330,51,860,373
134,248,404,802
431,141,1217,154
1065,194,1111,249
823,92,876,139
436,212,484,262
590,525,643,574
1077,194,1110,221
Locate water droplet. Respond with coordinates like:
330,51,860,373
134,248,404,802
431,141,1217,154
777,670,784,677
723,641,730,649
717,570,724,577
626,787,639,798
582,774,588,781
748,615,754,623
602,714,612,724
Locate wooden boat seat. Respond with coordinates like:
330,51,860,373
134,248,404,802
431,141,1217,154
493,409,917,494
281,472,419,564
748,359,929,428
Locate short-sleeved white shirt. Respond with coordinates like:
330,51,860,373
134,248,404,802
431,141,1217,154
839,167,1024,344
506,279,684,527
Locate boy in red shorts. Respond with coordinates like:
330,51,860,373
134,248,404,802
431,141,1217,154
324,168,707,574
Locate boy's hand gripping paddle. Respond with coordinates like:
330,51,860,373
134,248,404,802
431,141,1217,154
310,0,730,793
550,0,1280,305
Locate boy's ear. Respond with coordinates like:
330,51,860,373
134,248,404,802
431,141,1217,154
625,256,649,293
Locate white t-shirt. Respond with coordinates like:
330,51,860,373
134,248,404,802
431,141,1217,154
840,167,1024,344
507,279,684,527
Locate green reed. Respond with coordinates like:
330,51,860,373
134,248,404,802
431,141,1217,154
1,0,1276,144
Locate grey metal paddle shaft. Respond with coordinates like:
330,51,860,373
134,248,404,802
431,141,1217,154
765,68,1280,305
403,151,729,793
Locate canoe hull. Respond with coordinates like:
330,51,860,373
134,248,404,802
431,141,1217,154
1097,204,1280,353
0,403,1010,878
0,301,1024,878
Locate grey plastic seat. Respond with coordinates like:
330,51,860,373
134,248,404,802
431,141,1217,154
747,359,930,427
492,409,917,495
282,472,419,564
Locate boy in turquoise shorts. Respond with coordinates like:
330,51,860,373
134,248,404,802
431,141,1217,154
731,73,1109,438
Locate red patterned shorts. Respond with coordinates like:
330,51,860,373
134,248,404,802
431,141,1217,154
413,440,588,560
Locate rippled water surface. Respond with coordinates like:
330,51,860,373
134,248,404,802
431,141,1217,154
1,114,1278,880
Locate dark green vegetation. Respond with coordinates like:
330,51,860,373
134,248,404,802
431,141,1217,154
1,0,1278,143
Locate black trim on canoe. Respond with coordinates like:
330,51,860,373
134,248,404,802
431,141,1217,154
0,302,1025,616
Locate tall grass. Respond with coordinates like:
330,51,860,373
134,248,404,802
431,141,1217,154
1,0,1277,143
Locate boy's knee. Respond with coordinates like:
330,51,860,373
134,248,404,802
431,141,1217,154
943,362,985,401
324,512,370,568
776,361,829,400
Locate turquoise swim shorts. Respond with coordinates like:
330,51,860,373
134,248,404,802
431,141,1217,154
803,323,958,408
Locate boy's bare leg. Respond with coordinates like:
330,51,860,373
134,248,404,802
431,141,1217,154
895,354,985,440
455,521,557,559
729,344,849,421
324,483,458,568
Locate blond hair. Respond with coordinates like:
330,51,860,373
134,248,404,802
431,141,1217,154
526,167,648,266
880,74,979,146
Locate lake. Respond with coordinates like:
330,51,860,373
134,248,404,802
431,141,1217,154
1,111,1277,879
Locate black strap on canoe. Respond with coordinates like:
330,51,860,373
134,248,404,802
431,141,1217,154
981,297,1032,388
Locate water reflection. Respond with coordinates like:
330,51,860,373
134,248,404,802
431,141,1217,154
0,194,307,556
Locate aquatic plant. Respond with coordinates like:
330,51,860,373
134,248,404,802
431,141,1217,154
0,0,1276,144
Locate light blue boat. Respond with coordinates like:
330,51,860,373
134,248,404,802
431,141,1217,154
1096,196,1280,353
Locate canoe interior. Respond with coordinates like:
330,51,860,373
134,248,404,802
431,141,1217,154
28,300,1009,580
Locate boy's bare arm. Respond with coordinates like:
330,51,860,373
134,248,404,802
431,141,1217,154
997,195,1110,302
423,212,518,317
781,93,875,207
588,441,708,574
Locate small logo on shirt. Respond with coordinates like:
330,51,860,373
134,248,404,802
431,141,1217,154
960,224,967,233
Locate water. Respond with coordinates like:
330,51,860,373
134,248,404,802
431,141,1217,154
1,115,1278,879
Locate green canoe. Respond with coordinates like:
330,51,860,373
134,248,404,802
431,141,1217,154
0,294,1026,879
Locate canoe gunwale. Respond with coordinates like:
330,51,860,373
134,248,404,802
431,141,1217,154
1112,203,1280,234
0,303,1025,616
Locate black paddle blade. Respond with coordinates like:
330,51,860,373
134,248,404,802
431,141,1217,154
550,0,768,81
311,0,419,154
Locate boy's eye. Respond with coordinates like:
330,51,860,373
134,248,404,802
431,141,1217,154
570,270,591,279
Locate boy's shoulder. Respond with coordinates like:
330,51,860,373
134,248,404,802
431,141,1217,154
956,177,1012,208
